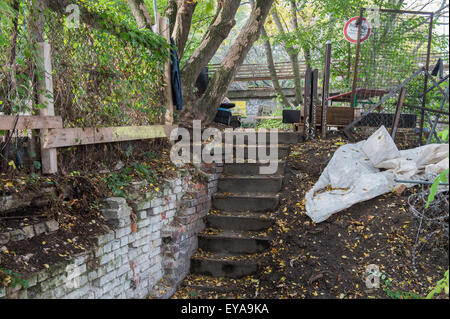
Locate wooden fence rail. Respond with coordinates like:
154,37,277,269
0,116,62,131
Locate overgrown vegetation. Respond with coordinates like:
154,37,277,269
0,0,169,128
0,268,29,294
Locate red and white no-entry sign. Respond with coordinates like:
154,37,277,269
344,17,371,43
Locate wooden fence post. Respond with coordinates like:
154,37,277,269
311,69,319,138
321,41,332,138
37,42,57,174
303,67,312,136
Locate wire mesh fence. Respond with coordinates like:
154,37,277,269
349,9,435,131
408,185,449,282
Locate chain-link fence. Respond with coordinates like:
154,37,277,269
1,1,168,128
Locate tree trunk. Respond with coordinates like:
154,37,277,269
172,0,197,59
261,26,293,109
271,9,302,105
180,0,275,124
164,0,178,35
126,0,153,29
180,0,241,97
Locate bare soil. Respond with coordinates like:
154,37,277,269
173,130,449,299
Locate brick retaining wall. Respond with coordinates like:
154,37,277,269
0,164,221,299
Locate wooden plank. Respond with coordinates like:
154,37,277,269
37,42,58,174
42,125,175,149
321,42,332,138
307,107,360,126
0,116,62,130
391,87,407,139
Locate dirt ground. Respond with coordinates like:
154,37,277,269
173,130,449,299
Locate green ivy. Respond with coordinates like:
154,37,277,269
426,269,449,299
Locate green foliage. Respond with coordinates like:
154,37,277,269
145,150,156,160
426,269,449,299
0,268,29,294
264,0,447,110
104,162,158,198
425,167,449,209
377,272,422,299
257,97,300,130
426,128,449,209
104,169,134,198
46,1,169,127
33,161,41,171
438,127,449,143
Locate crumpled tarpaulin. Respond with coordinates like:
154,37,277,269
305,126,449,223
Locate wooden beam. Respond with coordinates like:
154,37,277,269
391,87,407,139
37,42,58,174
0,116,62,130
42,125,175,149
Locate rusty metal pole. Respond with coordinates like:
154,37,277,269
419,13,434,146
350,8,364,123
322,41,332,138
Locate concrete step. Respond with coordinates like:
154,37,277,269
218,175,283,194
220,131,304,145
179,274,243,294
187,144,290,160
213,193,279,212
190,256,259,278
198,230,271,254
206,211,274,231
222,144,290,160
223,161,286,175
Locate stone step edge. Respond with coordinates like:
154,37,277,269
213,193,279,199
207,211,275,220
197,231,271,241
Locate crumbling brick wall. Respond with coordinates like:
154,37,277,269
0,164,221,299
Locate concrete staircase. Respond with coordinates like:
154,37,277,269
189,131,303,279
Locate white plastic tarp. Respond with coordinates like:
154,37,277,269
305,126,449,223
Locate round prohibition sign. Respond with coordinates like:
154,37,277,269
344,16,371,43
